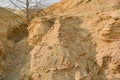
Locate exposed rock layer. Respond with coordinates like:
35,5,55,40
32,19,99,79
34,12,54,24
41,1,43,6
0,0,120,80
28,0,120,80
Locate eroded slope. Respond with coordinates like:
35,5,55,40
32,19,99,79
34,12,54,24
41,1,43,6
1,0,120,80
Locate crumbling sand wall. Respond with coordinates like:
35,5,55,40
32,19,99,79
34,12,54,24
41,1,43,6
0,0,120,80
27,0,120,80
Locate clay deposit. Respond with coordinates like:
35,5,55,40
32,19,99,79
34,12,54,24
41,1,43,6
0,0,120,80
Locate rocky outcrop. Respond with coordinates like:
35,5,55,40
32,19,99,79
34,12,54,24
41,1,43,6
27,17,52,46
27,0,120,80
90,11,120,80
28,16,105,80
0,0,120,80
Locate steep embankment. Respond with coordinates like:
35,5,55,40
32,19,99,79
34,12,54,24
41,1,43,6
0,7,31,80
45,0,120,15
28,16,105,80
28,0,120,80
1,0,120,80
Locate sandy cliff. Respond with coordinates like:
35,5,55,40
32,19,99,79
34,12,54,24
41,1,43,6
28,0,120,80
0,0,120,80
